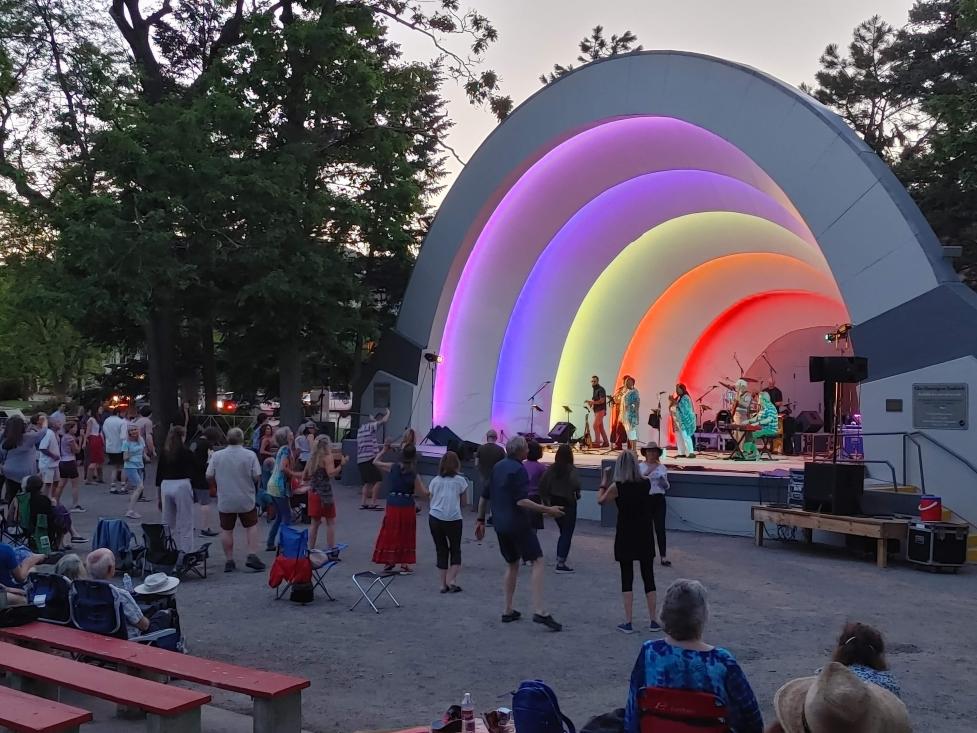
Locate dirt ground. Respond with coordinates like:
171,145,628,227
48,472,977,732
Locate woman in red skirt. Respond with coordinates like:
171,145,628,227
84,408,106,483
372,444,428,574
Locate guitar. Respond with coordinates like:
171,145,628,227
582,409,593,449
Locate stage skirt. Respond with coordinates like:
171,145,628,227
372,504,417,566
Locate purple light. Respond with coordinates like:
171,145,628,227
434,116,802,427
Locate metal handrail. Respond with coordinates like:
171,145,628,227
858,459,898,493
909,430,977,480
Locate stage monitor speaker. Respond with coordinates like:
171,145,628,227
424,425,462,447
548,422,576,444
648,410,661,429
795,410,824,433
803,462,865,516
809,356,869,383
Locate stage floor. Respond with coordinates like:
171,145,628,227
539,448,805,475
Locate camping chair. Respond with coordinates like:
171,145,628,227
309,543,349,601
140,523,210,580
91,518,144,575
69,580,176,646
26,572,72,625
638,687,729,733
0,499,27,546
268,525,313,601
350,570,400,614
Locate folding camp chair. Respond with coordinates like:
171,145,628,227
268,525,313,601
140,523,210,580
0,500,27,546
26,572,72,625
638,687,729,733
350,571,400,614
69,580,176,646
309,543,348,601
91,518,144,575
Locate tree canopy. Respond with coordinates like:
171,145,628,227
540,25,641,84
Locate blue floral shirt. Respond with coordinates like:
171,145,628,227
625,639,763,733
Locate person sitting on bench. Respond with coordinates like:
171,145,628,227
0,541,47,607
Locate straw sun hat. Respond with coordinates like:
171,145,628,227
773,662,911,733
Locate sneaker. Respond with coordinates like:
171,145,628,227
501,610,522,623
533,613,563,632
617,622,636,634
200,529,219,537
245,554,266,571
137,496,151,502
70,505,86,513
649,621,663,632
125,510,141,519
71,535,87,543
224,560,236,573
555,563,574,573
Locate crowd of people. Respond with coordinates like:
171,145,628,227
0,400,914,731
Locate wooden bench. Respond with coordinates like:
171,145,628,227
0,640,209,733
0,622,309,733
752,504,909,568
0,685,93,733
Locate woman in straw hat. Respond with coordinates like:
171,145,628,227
767,661,910,733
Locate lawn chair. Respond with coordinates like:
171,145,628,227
350,570,400,614
140,523,210,580
26,572,72,625
69,579,177,647
638,687,729,733
0,498,27,546
91,518,144,575
309,543,348,601
268,525,313,602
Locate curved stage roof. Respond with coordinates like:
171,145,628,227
392,51,966,442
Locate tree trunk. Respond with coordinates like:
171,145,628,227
145,301,180,432
199,318,218,414
278,335,303,429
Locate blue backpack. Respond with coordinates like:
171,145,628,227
513,680,575,733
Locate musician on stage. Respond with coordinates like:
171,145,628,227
763,379,784,411
622,376,640,451
672,383,697,459
609,379,627,450
586,375,609,448
732,379,753,425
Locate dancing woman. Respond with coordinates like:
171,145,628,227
622,376,641,451
372,444,429,574
673,384,697,459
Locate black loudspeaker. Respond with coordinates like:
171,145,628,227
809,356,869,383
648,410,661,429
446,439,478,462
701,420,716,433
803,462,865,516
548,422,576,444
795,411,824,433
424,425,462,447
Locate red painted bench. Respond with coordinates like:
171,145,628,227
1,622,309,732
0,685,93,733
0,640,209,733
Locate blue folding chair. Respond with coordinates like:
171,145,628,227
69,580,176,647
270,525,312,601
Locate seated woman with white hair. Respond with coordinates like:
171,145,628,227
624,579,763,733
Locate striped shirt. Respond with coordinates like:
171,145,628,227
356,421,381,463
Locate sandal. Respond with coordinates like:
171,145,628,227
449,585,463,593
440,586,451,594
501,610,522,623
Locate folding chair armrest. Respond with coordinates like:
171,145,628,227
132,628,177,644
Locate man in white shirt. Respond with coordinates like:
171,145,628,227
38,415,62,495
101,409,125,490
206,428,265,573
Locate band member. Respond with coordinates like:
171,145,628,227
732,379,753,425
586,375,609,448
672,384,697,459
609,379,627,450
622,376,640,451
763,378,784,411
742,391,780,459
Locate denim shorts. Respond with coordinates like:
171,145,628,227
124,467,145,488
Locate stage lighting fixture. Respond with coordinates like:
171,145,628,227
424,352,443,364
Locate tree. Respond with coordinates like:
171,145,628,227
540,25,641,84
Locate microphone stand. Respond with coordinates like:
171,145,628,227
526,381,551,439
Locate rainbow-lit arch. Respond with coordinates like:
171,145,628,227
388,51,956,442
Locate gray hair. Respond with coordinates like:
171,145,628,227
612,450,642,484
226,427,244,445
85,548,116,580
505,435,527,458
54,553,86,581
661,579,709,641
274,427,291,447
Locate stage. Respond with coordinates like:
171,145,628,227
539,447,805,476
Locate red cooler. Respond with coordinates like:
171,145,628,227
919,495,942,522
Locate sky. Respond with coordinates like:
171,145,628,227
390,0,918,189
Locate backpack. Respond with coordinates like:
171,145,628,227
513,680,575,733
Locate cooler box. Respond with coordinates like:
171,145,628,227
907,521,968,569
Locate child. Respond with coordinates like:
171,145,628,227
828,622,901,697
58,421,83,511
121,423,148,519
304,436,346,553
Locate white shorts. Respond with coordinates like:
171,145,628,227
40,467,58,484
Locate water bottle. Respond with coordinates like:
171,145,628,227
460,692,476,733
123,573,133,593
